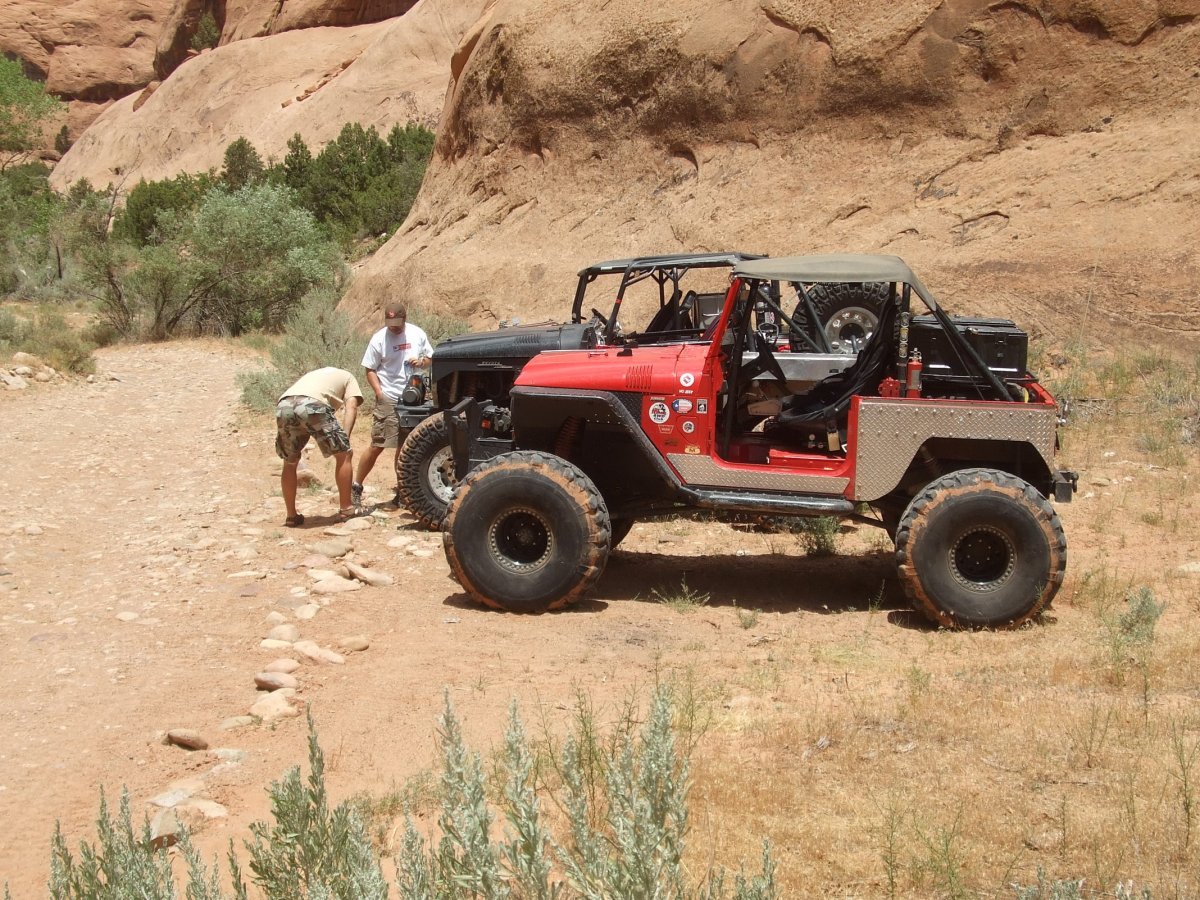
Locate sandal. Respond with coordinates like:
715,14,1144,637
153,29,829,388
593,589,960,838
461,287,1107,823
336,505,368,522
284,514,305,528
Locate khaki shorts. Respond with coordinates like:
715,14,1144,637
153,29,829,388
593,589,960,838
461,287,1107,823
275,396,351,461
370,399,410,449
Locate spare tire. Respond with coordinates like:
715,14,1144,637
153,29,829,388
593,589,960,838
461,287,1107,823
443,451,611,613
792,282,890,353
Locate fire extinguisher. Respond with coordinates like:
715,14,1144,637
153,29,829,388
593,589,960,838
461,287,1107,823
905,349,923,398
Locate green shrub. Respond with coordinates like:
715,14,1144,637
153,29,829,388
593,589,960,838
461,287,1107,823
190,11,220,51
242,713,389,898
48,789,221,899
113,173,212,247
0,306,96,373
238,286,367,412
221,137,265,192
96,183,342,339
47,692,777,899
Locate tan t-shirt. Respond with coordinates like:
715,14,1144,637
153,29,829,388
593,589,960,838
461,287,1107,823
280,367,364,411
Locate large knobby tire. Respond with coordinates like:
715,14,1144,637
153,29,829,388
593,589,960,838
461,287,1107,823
794,282,890,353
396,415,456,531
443,451,611,613
895,468,1066,629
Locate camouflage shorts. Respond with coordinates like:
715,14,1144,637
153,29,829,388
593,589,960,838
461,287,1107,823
275,396,351,461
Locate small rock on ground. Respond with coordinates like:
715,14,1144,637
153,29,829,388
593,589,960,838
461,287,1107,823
254,671,299,691
166,728,209,751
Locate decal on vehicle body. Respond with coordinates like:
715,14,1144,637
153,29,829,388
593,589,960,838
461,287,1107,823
685,445,701,454
648,402,670,424
679,372,695,387
697,400,708,414
681,420,695,434
672,398,693,414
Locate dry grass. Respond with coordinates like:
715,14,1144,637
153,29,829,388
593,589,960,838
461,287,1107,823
341,342,1200,897
664,344,1200,897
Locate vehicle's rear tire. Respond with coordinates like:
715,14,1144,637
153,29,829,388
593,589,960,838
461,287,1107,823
894,468,1066,629
793,282,890,353
396,415,456,531
443,451,611,613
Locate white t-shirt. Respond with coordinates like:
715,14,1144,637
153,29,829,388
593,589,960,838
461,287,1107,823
361,324,433,400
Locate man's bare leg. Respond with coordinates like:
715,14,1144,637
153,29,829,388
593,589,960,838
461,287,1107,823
335,449,355,511
354,445,384,487
281,459,300,519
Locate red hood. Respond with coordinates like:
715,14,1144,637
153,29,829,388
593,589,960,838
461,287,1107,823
514,344,707,394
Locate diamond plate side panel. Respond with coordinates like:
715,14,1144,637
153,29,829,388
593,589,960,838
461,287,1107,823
667,454,849,494
854,399,1058,500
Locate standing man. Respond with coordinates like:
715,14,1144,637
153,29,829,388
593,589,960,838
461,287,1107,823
275,366,364,525
353,303,433,508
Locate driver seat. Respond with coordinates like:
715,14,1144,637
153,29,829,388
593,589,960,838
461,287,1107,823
772,294,898,442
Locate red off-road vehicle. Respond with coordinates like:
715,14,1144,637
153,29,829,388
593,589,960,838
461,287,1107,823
396,252,887,529
440,254,1076,629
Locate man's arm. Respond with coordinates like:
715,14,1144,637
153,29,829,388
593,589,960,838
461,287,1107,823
364,369,385,401
413,331,434,369
342,396,361,437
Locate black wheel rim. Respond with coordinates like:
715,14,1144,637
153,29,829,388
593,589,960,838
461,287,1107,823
949,526,1015,591
489,508,553,574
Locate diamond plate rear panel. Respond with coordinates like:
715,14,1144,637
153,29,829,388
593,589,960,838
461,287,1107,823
854,399,1057,500
668,454,849,494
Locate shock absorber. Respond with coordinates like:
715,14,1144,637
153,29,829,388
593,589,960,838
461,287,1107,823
554,416,584,460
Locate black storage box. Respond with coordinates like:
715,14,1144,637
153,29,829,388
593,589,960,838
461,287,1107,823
910,315,1028,380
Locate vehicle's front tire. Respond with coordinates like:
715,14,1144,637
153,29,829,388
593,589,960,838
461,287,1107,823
443,451,611,612
894,468,1066,629
396,415,456,531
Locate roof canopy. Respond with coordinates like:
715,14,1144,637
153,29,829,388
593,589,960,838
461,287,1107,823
734,254,916,284
734,253,938,309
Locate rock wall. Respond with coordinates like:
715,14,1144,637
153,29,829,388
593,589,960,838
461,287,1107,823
50,0,491,190
222,0,421,41
340,0,1200,345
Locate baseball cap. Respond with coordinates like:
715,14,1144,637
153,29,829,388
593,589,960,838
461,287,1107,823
383,303,406,323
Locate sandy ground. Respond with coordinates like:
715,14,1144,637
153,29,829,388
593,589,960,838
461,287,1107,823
2,339,885,891
2,339,1194,896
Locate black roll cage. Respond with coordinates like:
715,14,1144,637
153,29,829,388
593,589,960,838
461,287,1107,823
568,252,766,343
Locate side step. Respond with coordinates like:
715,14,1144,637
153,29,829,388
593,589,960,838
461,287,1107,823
686,489,855,518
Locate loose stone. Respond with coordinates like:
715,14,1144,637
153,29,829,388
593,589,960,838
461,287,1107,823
166,729,209,751
266,623,301,642
254,671,299,691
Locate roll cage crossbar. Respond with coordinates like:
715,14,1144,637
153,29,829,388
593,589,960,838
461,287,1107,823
568,252,766,342
731,255,1015,402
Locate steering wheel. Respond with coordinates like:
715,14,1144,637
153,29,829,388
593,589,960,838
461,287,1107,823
590,307,608,325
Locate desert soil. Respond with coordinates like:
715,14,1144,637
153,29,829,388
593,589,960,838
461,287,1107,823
0,339,1195,896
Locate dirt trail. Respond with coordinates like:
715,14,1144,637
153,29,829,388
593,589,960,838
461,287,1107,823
2,339,832,893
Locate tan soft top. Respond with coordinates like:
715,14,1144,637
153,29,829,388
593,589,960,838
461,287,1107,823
734,254,939,310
